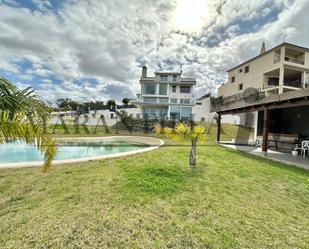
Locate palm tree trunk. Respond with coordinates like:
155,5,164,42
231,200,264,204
189,138,197,166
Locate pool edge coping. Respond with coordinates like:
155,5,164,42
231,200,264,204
0,136,164,169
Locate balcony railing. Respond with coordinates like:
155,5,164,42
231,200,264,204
211,91,266,112
263,82,303,90
284,56,304,65
132,97,195,105
274,56,305,65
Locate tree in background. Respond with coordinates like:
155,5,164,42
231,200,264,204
107,99,116,110
0,77,56,171
122,98,130,106
154,122,205,166
82,101,105,112
56,98,80,111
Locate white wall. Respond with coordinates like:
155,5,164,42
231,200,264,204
221,114,246,125
49,108,141,127
193,97,214,122
192,97,251,125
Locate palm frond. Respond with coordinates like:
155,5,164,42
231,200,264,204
0,77,56,171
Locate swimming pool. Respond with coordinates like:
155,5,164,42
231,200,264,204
0,136,164,168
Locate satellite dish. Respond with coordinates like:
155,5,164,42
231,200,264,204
242,87,259,103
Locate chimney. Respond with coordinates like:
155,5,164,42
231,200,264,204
260,41,266,54
142,66,147,78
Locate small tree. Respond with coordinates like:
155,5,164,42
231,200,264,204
154,122,205,166
122,98,130,106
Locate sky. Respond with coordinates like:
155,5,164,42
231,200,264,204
0,0,309,104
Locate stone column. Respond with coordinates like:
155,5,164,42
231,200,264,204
253,111,258,142
279,66,284,94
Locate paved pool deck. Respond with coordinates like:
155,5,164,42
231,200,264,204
220,143,309,170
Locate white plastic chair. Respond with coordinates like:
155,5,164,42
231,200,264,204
255,137,262,147
300,140,309,158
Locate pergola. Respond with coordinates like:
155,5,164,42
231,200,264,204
212,88,309,152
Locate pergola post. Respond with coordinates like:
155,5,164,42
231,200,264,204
262,108,269,152
217,113,221,143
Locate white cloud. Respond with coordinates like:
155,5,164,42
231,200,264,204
0,0,308,102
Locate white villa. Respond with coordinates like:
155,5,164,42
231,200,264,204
132,66,196,120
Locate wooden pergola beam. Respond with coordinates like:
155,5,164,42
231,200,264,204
217,113,221,143
262,109,269,152
218,98,309,115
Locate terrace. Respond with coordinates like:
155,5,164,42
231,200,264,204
263,67,307,95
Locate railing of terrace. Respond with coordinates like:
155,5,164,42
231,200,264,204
210,90,266,112
284,57,304,65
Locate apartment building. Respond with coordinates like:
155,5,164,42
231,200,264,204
132,66,196,120
219,42,309,97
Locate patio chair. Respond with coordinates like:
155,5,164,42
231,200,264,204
255,137,262,147
300,140,309,158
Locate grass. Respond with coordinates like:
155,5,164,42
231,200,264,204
0,139,308,248
49,122,253,142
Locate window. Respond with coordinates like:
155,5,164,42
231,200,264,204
239,68,243,73
170,98,177,103
143,97,157,103
180,107,192,119
180,98,191,104
143,83,156,94
231,76,235,83
160,75,168,82
196,102,202,105
172,85,177,93
143,108,156,119
159,108,168,118
159,97,169,103
159,84,167,95
245,65,250,73
239,83,243,91
180,86,191,93
173,75,177,82
170,106,180,120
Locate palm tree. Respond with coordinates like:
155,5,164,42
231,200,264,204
0,77,56,171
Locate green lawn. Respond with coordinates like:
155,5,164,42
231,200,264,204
0,139,308,248
49,122,253,142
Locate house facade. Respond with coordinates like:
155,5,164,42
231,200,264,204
219,42,309,97
213,42,309,152
132,66,196,120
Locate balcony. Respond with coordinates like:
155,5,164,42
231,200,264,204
284,47,305,65
273,48,305,65
132,96,195,106
284,56,304,65
263,68,305,95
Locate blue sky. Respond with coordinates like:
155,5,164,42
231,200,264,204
0,0,308,104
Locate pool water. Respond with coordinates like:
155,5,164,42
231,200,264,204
0,140,148,163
